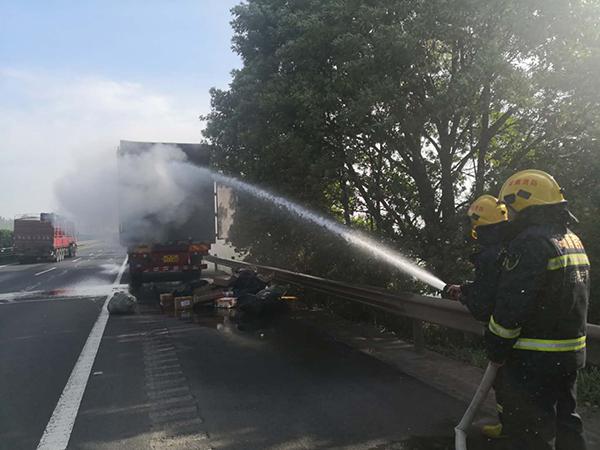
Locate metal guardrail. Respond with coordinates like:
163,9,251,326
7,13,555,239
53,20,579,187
204,254,600,365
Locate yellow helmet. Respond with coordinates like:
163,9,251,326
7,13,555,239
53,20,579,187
499,169,565,213
467,195,508,235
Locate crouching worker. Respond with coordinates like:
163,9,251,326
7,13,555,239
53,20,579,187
445,194,511,439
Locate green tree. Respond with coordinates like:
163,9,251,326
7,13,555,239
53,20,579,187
0,229,13,248
204,0,600,294
0,216,13,231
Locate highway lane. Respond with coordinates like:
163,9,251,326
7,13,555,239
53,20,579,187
67,300,476,450
0,241,123,295
0,241,127,450
1,241,491,450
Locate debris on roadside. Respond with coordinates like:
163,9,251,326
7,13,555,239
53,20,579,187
174,296,193,313
160,293,174,312
107,291,137,315
156,266,293,326
230,268,269,296
215,297,237,309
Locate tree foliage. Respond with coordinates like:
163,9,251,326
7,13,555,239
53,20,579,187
0,229,13,248
203,0,600,310
0,217,13,231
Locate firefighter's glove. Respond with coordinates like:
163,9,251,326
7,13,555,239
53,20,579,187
442,284,462,301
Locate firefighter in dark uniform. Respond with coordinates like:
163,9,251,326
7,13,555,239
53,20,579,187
445,194,512,439
486,169,589,450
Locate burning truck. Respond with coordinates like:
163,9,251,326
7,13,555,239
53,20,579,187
117,140,216,287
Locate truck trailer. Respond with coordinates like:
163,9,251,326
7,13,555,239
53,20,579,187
117,140,215,287
13,213,77,263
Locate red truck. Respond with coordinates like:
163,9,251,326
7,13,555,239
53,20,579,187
117,141,215,287
13,213,77,263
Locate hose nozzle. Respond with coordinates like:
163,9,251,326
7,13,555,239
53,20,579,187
441,284,452,299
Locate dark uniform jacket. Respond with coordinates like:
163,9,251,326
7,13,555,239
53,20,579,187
460,222,511,322
485,206,590,372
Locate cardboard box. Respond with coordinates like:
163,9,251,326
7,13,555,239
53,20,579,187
174,296,193,312
160,293,174,310
215,297,237,309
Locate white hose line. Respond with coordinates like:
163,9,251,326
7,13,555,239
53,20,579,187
454,362,499,450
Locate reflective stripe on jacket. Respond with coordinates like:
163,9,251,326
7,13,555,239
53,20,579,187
485,216,590,372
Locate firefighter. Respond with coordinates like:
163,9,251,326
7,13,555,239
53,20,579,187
445,194,511,439
486,169,589,450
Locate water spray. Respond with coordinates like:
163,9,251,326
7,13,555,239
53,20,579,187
192,168,503,449
202,169,499,450
200,168,446,291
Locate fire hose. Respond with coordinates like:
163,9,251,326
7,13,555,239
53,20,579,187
454,362,499,450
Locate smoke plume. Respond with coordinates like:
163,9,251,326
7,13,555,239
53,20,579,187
55,143,213,243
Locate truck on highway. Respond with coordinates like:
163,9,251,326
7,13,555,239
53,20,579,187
13,213,77,263
117,140,215,287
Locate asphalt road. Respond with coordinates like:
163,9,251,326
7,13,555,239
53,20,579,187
0,241,127,450
0,241,488,450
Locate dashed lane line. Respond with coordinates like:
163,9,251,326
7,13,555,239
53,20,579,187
71,258,82,263
36,256,128,450
34,267,57,277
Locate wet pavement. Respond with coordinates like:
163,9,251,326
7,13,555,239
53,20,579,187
1,242,496,449
67,284,475,450
0,241,127,450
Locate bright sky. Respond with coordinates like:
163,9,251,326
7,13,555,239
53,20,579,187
0,0,241,219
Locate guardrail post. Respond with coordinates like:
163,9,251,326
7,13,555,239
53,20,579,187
412,319,425,354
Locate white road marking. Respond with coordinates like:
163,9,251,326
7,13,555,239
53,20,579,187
25,282,41,291
71,258,81,263
34,267,56,277
36,256,128,450
0,264,8,269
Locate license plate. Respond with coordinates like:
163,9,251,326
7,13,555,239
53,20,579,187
163,255,178,263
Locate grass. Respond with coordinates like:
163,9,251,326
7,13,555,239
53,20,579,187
578,365,600,407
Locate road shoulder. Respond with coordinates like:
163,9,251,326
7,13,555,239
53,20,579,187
294,307,600,447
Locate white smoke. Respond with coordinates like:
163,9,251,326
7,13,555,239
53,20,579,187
54,149,120,239
117,144,212,244
55,143,213,243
